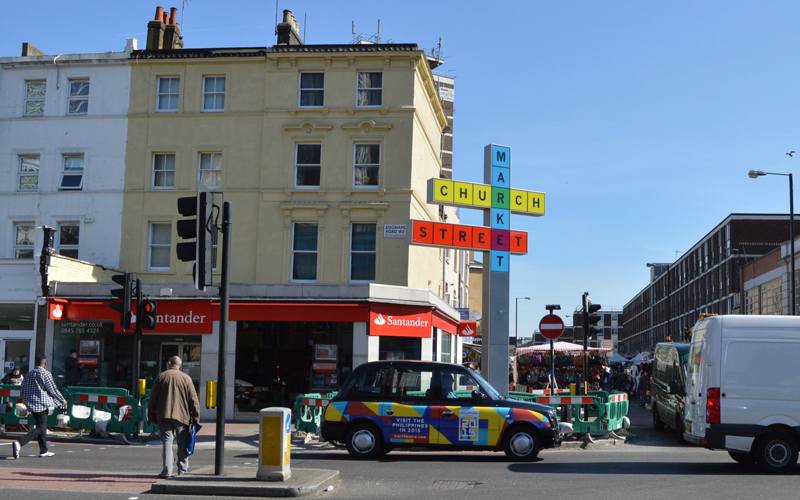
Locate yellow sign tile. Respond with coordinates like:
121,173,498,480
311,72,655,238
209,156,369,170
528,191,545,215
433,179,454,203
510,189,527,212
453,182,473,205
473,184,492,207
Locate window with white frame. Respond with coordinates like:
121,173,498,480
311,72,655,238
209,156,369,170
152,153,176,189
60,155,84,190
24,80,46,116
354,144,380,187
292,223,318,281
57,223,80,259
148,223,171,270
14,223,34,259
295,144,321,187
350,223,376,282
157,77,180,112
198,153,222,189
18,155,39,191
68,79,89,115
356,72,382,106
299,73,324,107
202,76,225,112
761,278,782,315
744,286,759,315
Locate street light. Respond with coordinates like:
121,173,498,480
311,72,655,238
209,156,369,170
515,297,531,345
749,169,795,316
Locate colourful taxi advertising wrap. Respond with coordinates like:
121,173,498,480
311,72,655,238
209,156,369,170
324,402,550,447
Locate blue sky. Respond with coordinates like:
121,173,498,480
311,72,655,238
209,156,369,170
5,1,799,337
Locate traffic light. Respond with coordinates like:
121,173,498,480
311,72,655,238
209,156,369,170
585,296,602,338
140,300,158,330
110,272,133,329
177,191,214,291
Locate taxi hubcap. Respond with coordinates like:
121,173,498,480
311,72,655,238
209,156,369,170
352,430,376,453
510,432,534,456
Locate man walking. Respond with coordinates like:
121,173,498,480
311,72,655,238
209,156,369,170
612,367,636,400
65,349,80,387
11,355,66,459
147,356,201,478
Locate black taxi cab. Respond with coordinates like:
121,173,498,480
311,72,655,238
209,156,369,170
320,360,564,461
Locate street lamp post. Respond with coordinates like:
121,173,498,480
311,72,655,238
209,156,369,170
515,297,531,345
749,170,795,316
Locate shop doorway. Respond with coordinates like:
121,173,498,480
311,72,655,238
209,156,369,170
139,335,202,392
160,342,201,390
2,339,31,378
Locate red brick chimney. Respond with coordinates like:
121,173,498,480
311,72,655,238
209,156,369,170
147,6,183,50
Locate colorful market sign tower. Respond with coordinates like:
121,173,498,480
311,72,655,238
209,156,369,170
407,144,545,395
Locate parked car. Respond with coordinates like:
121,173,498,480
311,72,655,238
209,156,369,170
684,315,800,473
651,342,690,443
320,360,569,461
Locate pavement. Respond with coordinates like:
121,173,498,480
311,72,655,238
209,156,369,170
1,401,799,499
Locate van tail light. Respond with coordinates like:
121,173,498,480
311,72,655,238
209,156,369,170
706,388,720,424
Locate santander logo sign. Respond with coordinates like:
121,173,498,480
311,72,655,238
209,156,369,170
370,305,433,338
52,304,63,319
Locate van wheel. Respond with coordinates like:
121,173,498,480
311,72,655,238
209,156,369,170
728,450,755,466
754,431,798,474
502,425,542,462
652,404,665,432
344,423,384,460
675,417,687,444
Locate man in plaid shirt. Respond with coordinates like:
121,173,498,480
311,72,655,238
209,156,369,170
11,355,65,459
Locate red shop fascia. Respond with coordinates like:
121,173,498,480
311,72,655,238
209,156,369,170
48,299,464,337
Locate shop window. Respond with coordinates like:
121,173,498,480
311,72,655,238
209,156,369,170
0,303,35,330
57,222,80,259
152,153,175,189
744,286,759,315
18,155,39,191
198,152,221,189
292,223,318,281
356,71,382,107
14,223,34,259
299,72,324,107
52,319,131,388
761,278,782,315
295,144,321,188
379,337,421,361
68,79,89,115
350,223,376,282
440,330,452,363
389,367,433,400
148,222,171,270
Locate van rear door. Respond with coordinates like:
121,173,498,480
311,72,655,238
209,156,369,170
685,319,711,438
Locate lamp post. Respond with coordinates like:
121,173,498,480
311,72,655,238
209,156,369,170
515,297,531,345
749,170,795,316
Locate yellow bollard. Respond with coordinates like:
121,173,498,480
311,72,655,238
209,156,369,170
206,381,217,409
138,379,146,396
257,407,291,481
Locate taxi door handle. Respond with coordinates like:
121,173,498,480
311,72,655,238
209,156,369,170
443,411,454,417
385,410,395,416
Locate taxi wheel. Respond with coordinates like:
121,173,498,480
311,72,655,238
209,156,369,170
502,425,541,462
344,423,385,460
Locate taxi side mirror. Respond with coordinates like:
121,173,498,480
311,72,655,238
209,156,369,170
471,390,485,401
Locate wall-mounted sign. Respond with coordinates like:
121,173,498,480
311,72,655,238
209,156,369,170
407,220,527,254
369,303,432,338
427,179,545,216
458,321,477,337
49,301,66,320
383,224,406,238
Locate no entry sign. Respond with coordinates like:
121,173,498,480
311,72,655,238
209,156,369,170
539,314,565,340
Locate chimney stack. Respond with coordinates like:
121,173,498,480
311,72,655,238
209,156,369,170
276,10,304,46
147,6,183,50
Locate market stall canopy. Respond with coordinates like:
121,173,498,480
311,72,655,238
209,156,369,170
607,352,630,364
630,351,653,365
516,340,610,355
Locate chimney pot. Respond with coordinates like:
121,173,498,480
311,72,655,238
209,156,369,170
170,7,178,25
283,9,293,23
163,12,169,24
155,6,163,21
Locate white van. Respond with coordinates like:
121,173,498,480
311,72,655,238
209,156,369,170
684,315,800,473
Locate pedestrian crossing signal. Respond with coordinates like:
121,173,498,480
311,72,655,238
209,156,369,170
140,300,157,330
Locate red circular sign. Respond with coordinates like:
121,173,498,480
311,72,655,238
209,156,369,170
539,314,565,340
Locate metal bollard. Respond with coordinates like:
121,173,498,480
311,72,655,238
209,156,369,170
257,407,291,481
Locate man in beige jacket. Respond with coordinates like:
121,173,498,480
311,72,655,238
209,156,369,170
147,356,201,478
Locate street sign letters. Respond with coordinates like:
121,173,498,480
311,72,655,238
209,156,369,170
407,220,528,254
427,179,545,216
